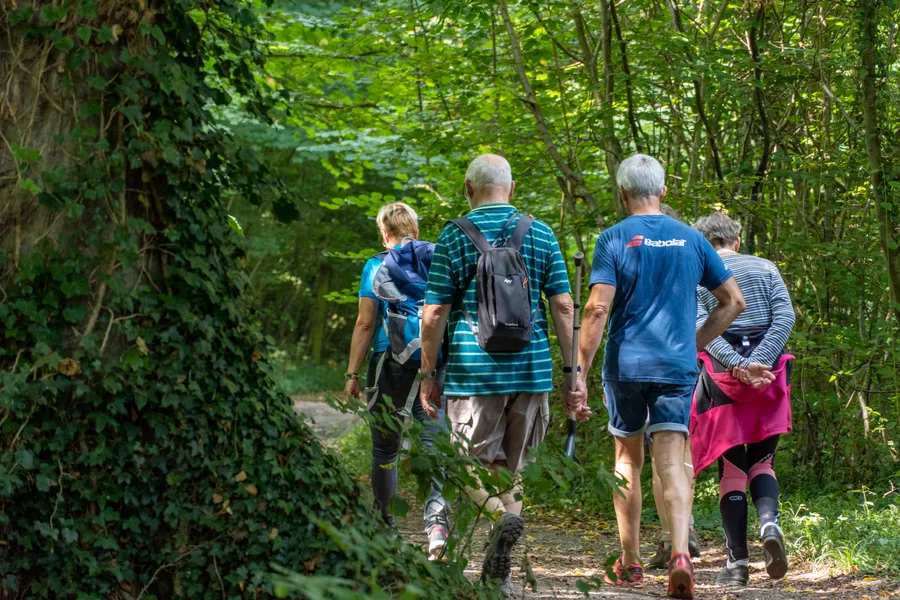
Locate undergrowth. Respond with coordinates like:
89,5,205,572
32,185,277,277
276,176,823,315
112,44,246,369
273,356,346,396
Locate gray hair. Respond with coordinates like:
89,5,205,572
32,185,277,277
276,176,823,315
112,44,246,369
465,154,512,191
660,203,683,222
694,211,742,247
616,154,665,202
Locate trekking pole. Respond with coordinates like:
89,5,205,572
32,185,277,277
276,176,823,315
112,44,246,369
563,252,584,463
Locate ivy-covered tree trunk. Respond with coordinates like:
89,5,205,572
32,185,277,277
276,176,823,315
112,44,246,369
0,3,473,598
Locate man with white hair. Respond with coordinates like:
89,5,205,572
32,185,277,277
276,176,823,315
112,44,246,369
567,154,745,599
418,153,575,597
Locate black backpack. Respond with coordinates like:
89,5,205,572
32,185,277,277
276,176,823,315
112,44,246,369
452,213,535,353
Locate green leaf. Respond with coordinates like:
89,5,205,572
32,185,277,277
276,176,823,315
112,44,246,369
18,178,41,196
18,449,35,470
77,27,92,44
36,474,52,492
387,495,409,518
97,25,115,44
228,215,244,236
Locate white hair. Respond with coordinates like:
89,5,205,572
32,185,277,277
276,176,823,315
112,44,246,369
465,154,512,191
694,211,742,247
616,154,665,202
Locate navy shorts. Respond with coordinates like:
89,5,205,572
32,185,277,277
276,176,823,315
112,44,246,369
603,380,696,438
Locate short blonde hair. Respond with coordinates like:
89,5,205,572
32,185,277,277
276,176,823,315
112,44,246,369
376,202,419,240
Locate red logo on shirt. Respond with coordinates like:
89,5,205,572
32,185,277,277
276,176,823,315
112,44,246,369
626,235,644,248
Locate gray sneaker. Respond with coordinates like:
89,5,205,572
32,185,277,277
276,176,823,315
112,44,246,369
499,575,513,597
689,529,701,558
648,540,671,569
481,512,525,596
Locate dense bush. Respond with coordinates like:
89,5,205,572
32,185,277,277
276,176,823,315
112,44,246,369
0,2,479,597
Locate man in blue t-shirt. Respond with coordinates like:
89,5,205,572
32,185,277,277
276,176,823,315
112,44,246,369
565,155,745,599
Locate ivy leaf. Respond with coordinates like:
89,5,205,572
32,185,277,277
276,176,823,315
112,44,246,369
17,179,41,196
36,474,52,493
76,27,92,44
18,449,35,470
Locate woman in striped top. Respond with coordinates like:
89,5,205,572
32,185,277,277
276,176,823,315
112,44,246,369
694,212,796,588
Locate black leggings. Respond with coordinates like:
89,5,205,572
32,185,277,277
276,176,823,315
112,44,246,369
717,435,780,563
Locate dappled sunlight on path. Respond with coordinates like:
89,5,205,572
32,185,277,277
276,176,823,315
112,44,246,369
398,505,900,599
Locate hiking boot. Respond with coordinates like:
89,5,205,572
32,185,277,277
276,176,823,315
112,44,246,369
761,523,788,580
715,563,750,587
689,529,701,558
667,553,694,599
648,540,671,569
603,557,644,587
427,524,448,561
481,512,524,594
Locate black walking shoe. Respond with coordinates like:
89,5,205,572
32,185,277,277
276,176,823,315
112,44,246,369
761,523,788,580
715,563,749,587
481,512,525,597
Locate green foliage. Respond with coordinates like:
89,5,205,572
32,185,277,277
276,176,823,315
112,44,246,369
273,358,346,396
785,491,900,575
0,1,475,597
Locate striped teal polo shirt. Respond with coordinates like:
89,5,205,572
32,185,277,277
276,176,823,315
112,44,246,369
425,203,571,396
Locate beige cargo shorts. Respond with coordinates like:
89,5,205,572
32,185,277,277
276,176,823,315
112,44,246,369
446,392,550,474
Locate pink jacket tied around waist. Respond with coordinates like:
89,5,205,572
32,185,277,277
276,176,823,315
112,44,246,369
689,352,794,476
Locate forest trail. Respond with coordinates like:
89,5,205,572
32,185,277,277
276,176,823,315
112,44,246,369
295,398,899,599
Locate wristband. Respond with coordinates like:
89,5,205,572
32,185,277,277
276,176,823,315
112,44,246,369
562,365,581,374
345,373,359,381
417,369,438,381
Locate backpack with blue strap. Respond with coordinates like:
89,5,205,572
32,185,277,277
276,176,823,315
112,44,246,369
368,238,447,417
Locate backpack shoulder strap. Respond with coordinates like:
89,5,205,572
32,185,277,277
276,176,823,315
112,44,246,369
509,214,534,251
452,217,492,255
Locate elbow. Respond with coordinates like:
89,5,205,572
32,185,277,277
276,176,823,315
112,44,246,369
425,304,449,323
553,297,575,316
584,303,610,324
356,318,376,333
731,294,747,315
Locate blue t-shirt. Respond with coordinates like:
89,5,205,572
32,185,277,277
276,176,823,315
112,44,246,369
589,214,731,384
359,255,390,353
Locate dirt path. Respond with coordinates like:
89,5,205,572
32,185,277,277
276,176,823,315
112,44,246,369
293,392,358,440
397,507,898,599
294,399,899,599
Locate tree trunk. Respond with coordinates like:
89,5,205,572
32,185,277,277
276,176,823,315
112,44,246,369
310,263,332,363
859,0,900,322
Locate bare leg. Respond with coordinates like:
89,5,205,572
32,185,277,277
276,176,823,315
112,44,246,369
652,431,691,557
684,443,695,529
651,445,670,535
464,462,508,515
613,435,645,566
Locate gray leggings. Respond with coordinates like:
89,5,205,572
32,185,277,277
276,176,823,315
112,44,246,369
366,352,449,530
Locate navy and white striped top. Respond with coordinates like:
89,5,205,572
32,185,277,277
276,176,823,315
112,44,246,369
696,251,795,368
425,203,571,396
